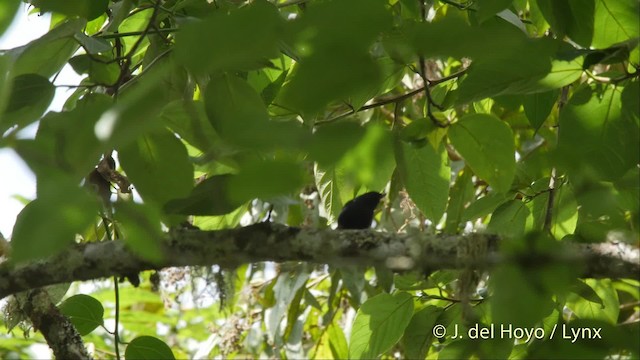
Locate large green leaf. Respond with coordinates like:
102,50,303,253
396,140,450,222
592,0,639,50
457,39,582,103
523,89,559,131
175,0,283,73
11,181,99,263
7,19,84,77
69,54,120,86
278,0,391,113
205,73,306,149
349,292,414,359
164,174,243,216
487,200,530,239
59,294,104,336
0,0,20,36
448,114,516,193
227,158,306,204
403,306,444,359
535,0,595,47
0,73,54,131
24,94,112,178
114,202,164,263
125,336,175,360
557,84,639,181
118,128,194,213
30,0,109,20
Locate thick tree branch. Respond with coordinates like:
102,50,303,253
0,223,638,300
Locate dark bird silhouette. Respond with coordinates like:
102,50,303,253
337,192,385,229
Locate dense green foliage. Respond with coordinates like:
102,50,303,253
0,0,638,358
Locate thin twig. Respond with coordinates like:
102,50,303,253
96,28,178,39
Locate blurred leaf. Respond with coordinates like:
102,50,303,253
449,114,516,193
0,0,20,36
476,0,514,23
7,19,84,77
349,292,414,359
566,279,620,324
205,73,307,149
403,305,444,359
278,0,391,113
114,202,164,263
523,89,559,131
1,73,54,131
591,0,639,50
175,0,283,73
557,84,639,181
73,31,112,54
11,182,99,263
461,192,509,222
444,168,474,233
396,140,450,222
125,336,175,360
164,174,242,216
69,54,120,85
227,158,306,204
308,121,365,166
118,128,193,217
30,0,109,20
535,0,594,47
487,200,530,239
59,294,104,336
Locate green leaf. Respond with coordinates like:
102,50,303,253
11,183,99,263
403,305,444,359
476,0,514,23
349,292,414,359
557,84,639,181
125,336,175,360
308,121,365,166
461,192,509,222
457,39,582,103
114,202,164,263
523,89,559,131
444,168,474,233
266,267,310,341
227,158,306,204
396,140,450,222
175,0,283,73
58,294,104,336
535,0,594,47
0,0,20,36
73,31,112,54
569,279,604,307
314,163,353,224
26,94,112,178
487,200,530,239
566,279,620,324
344,124,396,189
278,0,391,113
8,19,84,77
204,73,305,149
164,174,242,216
30,0,109,20
118,128,193,214
69,54,120,85
491,265,557,328
448,114,516,193
1,73,54,131
592,0,639,49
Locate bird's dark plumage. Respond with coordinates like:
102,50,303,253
337,192,384,229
